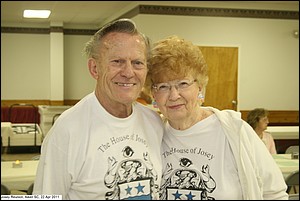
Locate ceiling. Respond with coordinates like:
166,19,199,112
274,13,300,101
1,1,298,29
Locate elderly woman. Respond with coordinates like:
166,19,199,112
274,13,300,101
144,35,288,200
247,108,277,154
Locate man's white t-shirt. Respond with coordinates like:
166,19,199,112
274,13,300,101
33,92,163,200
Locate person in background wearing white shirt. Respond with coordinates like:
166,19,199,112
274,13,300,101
247,108,277,154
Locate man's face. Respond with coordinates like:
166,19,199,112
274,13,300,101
96,32,148,106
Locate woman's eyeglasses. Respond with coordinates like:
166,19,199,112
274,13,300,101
152,79,196,93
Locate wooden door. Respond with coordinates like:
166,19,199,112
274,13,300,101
199,47,238,110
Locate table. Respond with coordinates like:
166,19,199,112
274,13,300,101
1,160,39,191
272,154,299,178
267,126,299,140
267,126,299,153
1,122,14,146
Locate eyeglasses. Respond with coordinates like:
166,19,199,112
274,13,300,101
152,79,197,93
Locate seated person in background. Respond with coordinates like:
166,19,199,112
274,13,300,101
247,108,277,154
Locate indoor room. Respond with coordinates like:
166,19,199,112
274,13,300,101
1,1,298,199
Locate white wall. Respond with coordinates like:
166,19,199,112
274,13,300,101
1,33,50,99
1,34,95,101
63,35,95,99
1,14,299,111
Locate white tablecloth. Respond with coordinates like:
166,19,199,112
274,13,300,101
1,122,43,147
267,126,299,140
272,154,299,178
1,122,13,146
1,160,39,191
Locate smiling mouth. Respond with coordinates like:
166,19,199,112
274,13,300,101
114,82,136,87
168,104,184,109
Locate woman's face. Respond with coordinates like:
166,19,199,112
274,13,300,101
257,116,269,131
152,76,199,122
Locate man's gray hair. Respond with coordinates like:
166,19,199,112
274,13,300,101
83,18,150,60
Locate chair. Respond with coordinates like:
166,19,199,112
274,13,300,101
289,194,299,200
52,113,61,125
1,184,10,195
285,170,299,194
27,183,34,195
285,145,299,154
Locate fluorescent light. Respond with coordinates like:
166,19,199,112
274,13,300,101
23,10,51,18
